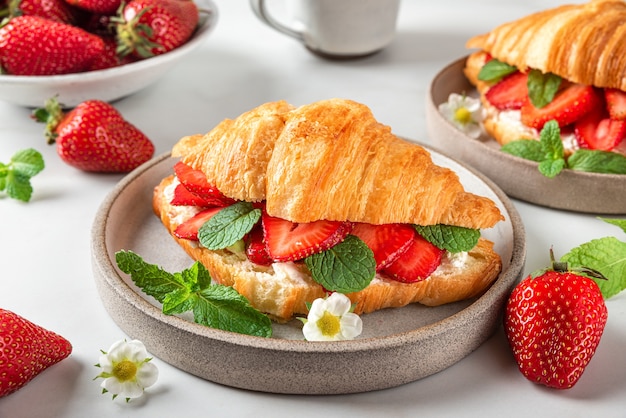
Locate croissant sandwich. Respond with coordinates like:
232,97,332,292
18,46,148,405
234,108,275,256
464,0,626,155
153,99,505,322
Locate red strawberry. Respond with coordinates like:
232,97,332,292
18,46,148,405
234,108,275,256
485,71,529,110
9,0,80,24
171,183,213,207
504,259,608,389
382,233,444,283
174,206,222,240
85,37,137,71
262,212,352,262
114,0,199,58
351,223,415,270
0,15,104,75
65,0,121,14
32,97,154,173
604,88,626,121
0,308,72,397
173,162,236,207
245,224,273,266
574,107,626,151
521,84,601,130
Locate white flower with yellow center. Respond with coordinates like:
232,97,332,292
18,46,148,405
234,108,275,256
438,93,484,138
95,339,158,402
301,293,363,341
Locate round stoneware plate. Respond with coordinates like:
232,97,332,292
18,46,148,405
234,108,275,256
0,0,217,108
426,56,626,215
91,149,526,395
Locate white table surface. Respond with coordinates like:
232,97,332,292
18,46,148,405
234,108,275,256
1,1,625,417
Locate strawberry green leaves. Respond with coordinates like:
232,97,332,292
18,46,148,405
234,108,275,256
501,120,626,176
305,235,376,293
561,218,626,299
0,148,45,202
115,250,272,337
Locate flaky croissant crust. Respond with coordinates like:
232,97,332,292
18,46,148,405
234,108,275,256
467,0,626,91
172,99,503,229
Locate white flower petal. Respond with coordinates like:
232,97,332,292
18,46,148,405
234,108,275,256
302,320,326,341
324,293,351,316
340,313,363,339
136,362,159,389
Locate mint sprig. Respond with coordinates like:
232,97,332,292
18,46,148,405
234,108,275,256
304,235,375,294
115,250,272,337
477,59,517,82
561,218,626,299
0,148,45,202
501,120,626,176
198,202,261,250
527,70,562,108
414,224,480,253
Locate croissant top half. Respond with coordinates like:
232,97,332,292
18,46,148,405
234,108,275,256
172,99,504,229
467,0,626,91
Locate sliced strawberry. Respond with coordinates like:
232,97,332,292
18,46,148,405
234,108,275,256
351,223,415,270
262,212,352,262
171,183,214,207
485,71,528,110
382,234,444,283
173,162,236,207
605,88,626,121
574,107,626,151
245,225,273,266
521,84,601,130
174,207,223,240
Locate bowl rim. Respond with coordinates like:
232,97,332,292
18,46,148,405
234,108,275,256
91,147,527,354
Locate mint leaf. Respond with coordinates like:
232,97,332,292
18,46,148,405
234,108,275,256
539,158,566,178
194,286,272,337
115,250,272,337
477,59,517,82
198,202,261,250
304,235,375,293
415,224,480,253
561,237,626,299
0,148,45,202
538,120,566,178
527,70,562,108
501,139,544,162
567,149,626,174
599,217,626,234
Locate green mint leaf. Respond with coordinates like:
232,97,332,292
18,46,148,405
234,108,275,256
477,59,517,82
0,148,45,202
198,202,261,250
304,235,375,293
115,250,188,303
600,217,626,234
567,149,626,174
501,139,545,162
538,120,565,178
115,250,271,337
561,237,626,299
194,285,272,337
11,148,45,177
527,70,562,108
538,158,566,178
414,224,480,253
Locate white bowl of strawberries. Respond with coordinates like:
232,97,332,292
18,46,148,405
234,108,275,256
0,0,218,108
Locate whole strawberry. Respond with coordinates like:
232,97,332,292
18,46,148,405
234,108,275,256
0,308,72,397
114,0,199,58
0,15,104,75
33,97,154,173
504,255,608,389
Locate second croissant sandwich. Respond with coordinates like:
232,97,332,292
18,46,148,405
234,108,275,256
153,99,505,322
464,0,626,155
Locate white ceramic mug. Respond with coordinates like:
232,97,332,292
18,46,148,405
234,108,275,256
249,0,401,58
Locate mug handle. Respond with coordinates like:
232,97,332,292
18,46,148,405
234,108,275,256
249,0,304,41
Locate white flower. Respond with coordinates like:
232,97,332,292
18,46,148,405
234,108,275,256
300,293,363,341
438,93,484,138
94,339,159,402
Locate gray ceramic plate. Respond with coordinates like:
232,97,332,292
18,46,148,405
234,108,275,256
91,149,525,395
426,56,626,215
